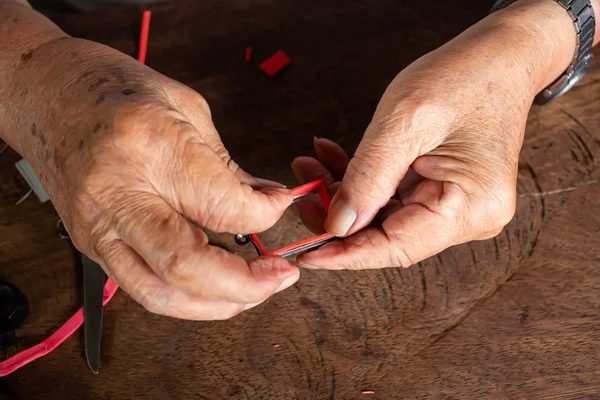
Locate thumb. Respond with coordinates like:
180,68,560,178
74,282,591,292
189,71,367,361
167,138,293,233
324,127,419,237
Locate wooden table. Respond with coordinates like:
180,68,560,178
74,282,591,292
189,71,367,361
1,0,599,398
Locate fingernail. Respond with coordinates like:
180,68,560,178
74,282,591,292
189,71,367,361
297,261,320,270
325,198,356,236
275,273,299,294
255,177,287,188
313,136,324,151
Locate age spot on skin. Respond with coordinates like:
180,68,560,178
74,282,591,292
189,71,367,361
31,123,37,137
88,77,109,92
78,139,84,150
95,93,106,105
111,70,127,84
53,152,65,170
93,122,102,133
20,51,33,62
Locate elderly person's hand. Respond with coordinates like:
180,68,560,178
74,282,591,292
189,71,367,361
292,0,599,269
1,2,298,320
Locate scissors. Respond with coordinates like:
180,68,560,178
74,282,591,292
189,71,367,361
59,220,107,373
0,179,334,377
81,255,106,374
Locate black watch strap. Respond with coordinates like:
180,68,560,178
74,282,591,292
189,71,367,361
491,0,595,104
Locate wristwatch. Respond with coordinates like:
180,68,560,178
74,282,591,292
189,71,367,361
490,0,595,104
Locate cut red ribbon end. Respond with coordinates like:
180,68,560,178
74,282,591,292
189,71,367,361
137,10,152,64
259,50,291,77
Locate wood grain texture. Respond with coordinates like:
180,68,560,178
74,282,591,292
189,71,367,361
1,0,599,398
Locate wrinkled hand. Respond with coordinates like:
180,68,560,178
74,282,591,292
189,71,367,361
28,40,298,319
291,9,559,269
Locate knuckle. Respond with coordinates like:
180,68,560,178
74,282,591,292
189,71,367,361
225,158,240,174
498,199,516,227
169,81,211,115
89,233,113,260
373,94,449,148
491,195,516,229
136,285,172,316
478,191,516,238
385,234,414,268
111,102,197,154
203,190,240,232
345,155,395,200
194,94,211,116
341,232,383,270
161,252,190,284
389,245,413,269
214,143,230,161
213,143,240,174
483,226,505,239
112,101,159,143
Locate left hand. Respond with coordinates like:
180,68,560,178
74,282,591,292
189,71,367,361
291,0,578,269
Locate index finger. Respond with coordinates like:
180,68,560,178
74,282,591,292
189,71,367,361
109,190,300,303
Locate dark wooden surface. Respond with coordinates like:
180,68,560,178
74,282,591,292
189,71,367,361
1,0,599,398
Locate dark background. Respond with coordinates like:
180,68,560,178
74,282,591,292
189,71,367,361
1,0,599,398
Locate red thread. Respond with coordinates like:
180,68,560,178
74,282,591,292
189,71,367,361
259,50,291,77
137,10,152,64
272,344,280,348
245,46,252,62
361,391,376,395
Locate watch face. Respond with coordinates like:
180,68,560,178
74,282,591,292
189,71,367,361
235,179,335,258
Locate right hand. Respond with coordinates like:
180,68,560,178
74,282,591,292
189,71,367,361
23,39,299,320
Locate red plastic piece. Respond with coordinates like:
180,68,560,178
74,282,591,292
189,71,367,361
259,50,291,77
249,179,333,256
245,46,252,62
137,10,152,64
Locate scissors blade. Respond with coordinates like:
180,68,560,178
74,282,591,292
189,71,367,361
82,255,106,374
